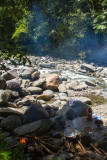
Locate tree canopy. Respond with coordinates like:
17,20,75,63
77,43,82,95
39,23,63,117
0,0,107,63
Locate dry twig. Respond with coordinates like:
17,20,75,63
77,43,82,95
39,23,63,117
78,141,87,155
56,141,69,155
90,143,102,155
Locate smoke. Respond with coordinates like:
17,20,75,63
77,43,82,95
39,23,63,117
25,2,107,66
86,45,107,66
27,3,51,56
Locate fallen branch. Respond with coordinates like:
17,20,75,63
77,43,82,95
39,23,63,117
34,142,44,155
40,140,57,149
56,141,68,155
78,141,87,155
38,141,53,154
90,143,102,155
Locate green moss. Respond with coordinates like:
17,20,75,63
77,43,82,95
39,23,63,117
86,94,107,106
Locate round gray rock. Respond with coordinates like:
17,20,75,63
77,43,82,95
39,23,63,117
6,79,21,91
24,103,49,123
43,90,54,98
1,115,22,132
0,78,6,89
33,78,46,87
27,87,42,94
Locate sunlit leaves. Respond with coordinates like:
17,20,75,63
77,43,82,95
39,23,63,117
93,10,107,33
0,151,11,160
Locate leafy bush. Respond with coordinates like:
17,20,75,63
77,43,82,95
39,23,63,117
0,132,28,160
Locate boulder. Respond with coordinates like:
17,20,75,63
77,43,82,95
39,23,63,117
20,68,37,79
0,90,10,105
50,70,60,74
1,69,18,80
0,78,6,89
19,88,30,97
74,84,88,91
58,84,67,93
17,95,37,106
21,79,30,88
58,93,67,98
60,97,70,102
70,100,89,117
3,90,12,100
45,106,57,118
11,91,19,99
58,99,89,117
6,79,21,91
66,81,79,90
67,90,75,97
0,116,4,123
36,94,51,101
51,100,61,106
13,119,53,136
43,90,54,98
81,64,96,72
52,115,66,131
0,107,23,117
1,115,22,132
24,103,49,123
66,108,78,120
85,80,96,86
61,101,67,105
43,75,61,91
33,78,46,87
71,97,92,104
39,63,56,68
31,71,40,81
27,87,42,94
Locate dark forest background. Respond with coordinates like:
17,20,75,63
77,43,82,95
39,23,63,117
0,0,107,65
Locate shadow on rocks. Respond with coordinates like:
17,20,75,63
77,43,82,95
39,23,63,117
52,100,90,132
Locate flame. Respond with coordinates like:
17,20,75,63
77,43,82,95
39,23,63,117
35,136,38,140
20,138,26,144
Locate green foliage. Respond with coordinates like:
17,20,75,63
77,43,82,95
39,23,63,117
0,151,11,160
0,131,9,150
0,131,11,160
0,0,107,60
0,132,28,160
11,144,28,160
93,11,107,33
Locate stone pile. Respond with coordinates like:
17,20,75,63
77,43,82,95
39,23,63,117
0,56,107,160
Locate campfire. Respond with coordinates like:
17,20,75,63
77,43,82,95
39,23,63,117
15,104,107,160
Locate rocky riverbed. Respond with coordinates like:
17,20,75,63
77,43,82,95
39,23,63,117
0,56,107,160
